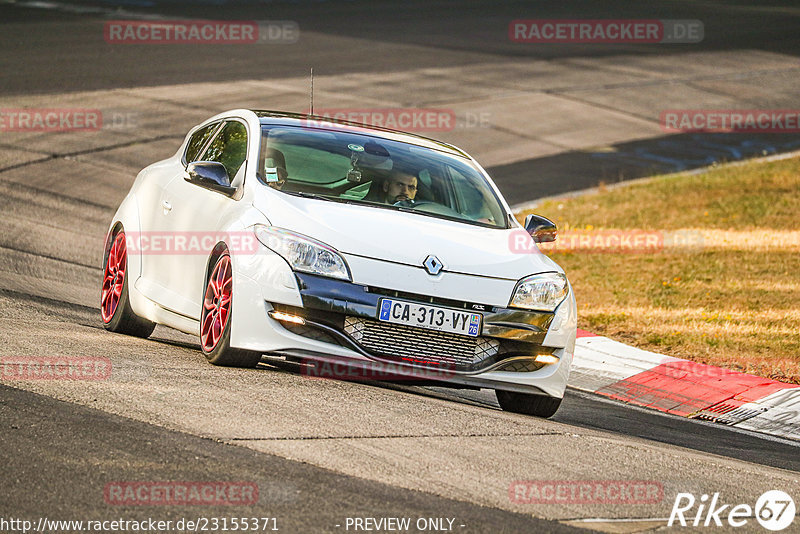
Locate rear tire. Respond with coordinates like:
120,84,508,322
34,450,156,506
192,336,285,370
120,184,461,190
101,228,156,338
200,251,262,368
496,390,562,418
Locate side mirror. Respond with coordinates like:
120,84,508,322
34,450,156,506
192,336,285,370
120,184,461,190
185,161,236,197
524,214,557,243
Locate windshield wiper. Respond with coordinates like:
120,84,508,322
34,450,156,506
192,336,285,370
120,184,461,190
283,191,335,202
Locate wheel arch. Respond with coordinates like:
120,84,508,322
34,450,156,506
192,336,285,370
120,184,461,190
102,221,125,268
104,193,151,321
204,241,231,288
105,193,143,280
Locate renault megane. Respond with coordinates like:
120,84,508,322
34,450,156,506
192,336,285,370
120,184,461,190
101,109,576,417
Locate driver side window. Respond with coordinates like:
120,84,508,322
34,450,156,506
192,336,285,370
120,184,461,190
199,121,248,179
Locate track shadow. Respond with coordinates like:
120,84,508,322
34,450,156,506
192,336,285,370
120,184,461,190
488,132,800,202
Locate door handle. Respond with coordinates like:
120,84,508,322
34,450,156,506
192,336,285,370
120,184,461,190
162,200,172,212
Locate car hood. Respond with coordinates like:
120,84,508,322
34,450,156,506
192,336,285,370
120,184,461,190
252,192,561,281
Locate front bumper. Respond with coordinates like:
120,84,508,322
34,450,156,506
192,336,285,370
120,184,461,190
283,273,552,365
282,274,573,397
229,253,574,398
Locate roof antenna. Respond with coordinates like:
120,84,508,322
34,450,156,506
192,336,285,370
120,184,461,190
309,67,314,116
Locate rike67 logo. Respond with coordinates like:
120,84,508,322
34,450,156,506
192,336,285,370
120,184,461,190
669,490,795,531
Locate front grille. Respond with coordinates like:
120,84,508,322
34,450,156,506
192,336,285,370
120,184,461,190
343,316,499,370
494,358,544,373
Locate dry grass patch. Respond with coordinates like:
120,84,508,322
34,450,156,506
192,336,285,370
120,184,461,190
518,157,800,383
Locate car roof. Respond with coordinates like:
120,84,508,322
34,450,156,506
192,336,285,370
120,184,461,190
251,110,470,159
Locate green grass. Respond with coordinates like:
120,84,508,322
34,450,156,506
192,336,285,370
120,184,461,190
518,156,800,383
531,158,800,231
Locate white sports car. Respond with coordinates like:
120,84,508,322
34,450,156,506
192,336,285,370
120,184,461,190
101,109,576,417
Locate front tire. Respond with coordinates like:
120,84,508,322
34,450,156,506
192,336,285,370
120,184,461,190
101,228,156,338
496,390,562,418
200,251,262,368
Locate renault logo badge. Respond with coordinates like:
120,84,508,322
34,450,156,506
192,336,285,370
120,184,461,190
423,255,443,275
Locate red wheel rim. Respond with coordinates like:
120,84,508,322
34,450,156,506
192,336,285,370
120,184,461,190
101,232,127,323
201,254,232,352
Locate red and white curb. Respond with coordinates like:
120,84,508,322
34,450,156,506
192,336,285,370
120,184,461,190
569,330,800,441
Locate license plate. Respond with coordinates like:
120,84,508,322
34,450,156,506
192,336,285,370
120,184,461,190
378,298,482,337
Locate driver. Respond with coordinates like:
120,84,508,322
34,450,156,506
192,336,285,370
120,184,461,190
383,172,418,204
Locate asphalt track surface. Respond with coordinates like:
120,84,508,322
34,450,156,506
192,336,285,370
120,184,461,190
1,1,800,532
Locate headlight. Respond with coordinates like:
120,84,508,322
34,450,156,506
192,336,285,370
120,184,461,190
510,272,568,312
254,225,351,281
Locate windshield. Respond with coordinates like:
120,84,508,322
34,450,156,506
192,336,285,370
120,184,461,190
258,125,509,229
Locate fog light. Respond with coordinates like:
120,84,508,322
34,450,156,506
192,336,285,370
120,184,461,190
269,311,306,325
534,354,559,365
